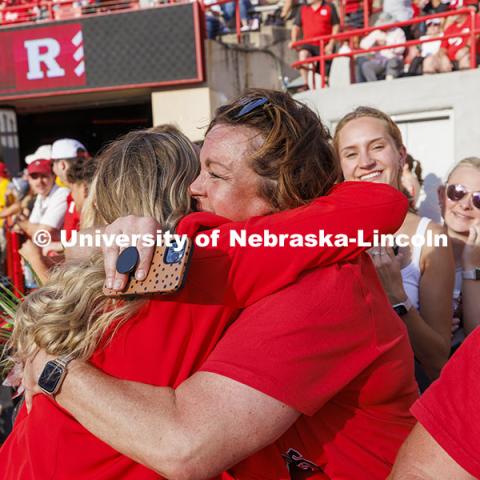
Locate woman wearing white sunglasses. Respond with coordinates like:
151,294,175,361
440,157,480,350
389,158,480,480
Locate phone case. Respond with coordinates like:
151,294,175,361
103,239,193,297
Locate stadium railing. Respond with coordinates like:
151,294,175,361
291,8,479,89
0,0,170,26
0,0,242,41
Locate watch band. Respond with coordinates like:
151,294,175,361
56,352,76,368
462,268,480,281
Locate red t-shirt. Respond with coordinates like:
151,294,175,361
294,1,340,40
411,327,480,478
441,15,480,61
62,193,81,241
0,182,409,479
202,256,418,479
344,0,373,15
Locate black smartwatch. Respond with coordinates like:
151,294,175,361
38,354,75,396
392,298,413,317
462,268,480,281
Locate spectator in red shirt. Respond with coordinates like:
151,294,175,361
289,0,340,87
389,325,480,479
21,91,417,480
426,0,480,72
344,0,373,28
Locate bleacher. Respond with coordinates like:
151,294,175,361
1,0,478,92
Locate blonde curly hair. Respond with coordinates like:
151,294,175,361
11,125,199,361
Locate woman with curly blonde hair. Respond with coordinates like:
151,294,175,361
12,125,198,364
1,126,215,479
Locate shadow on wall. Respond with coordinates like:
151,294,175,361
418,172,443,223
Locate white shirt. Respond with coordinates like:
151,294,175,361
383,0,413,22
360,27,406,59
29,184,69,229
420,33,443,57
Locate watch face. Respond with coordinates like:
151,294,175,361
393,305,408,316
38,361,65,394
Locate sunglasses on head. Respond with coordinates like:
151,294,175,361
446,183,480,210
235,96,269,118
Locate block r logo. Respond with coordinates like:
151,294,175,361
24,38,66,80
13,24,86,91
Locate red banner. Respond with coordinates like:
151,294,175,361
0,23,86,94
0,5,202,101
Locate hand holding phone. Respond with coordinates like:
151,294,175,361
103,239,193,297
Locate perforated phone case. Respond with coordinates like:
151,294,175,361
103,239,193,297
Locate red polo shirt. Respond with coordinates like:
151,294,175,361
294,1,340,40
0,182,409,479
344,0,373,15
203,255,418,479
441,15,480,61
62,193,81,240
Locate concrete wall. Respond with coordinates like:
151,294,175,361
152,34,480,185
296,68,480,162
296,68,480,220
205,28,298,114
151,87,212,142
151,30,299,141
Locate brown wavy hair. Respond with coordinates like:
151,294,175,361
208,88,340,210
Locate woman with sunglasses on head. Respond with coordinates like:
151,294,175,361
4,124,347,479
20,91,418,480
439,157,480,351
334,107,455,388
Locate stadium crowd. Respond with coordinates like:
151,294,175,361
288,0,480,86
1,0,480,86
0,89,478,479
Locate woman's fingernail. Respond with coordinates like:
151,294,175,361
106,278,113,289
135,269,145,281
114,279,123,290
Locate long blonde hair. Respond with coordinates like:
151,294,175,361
446,157,480,182
12,126,199,361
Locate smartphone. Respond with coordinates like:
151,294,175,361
103,239,193,297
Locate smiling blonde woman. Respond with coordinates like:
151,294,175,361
334,106,455,387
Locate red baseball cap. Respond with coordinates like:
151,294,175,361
0,163,9,178
27,159,53,176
